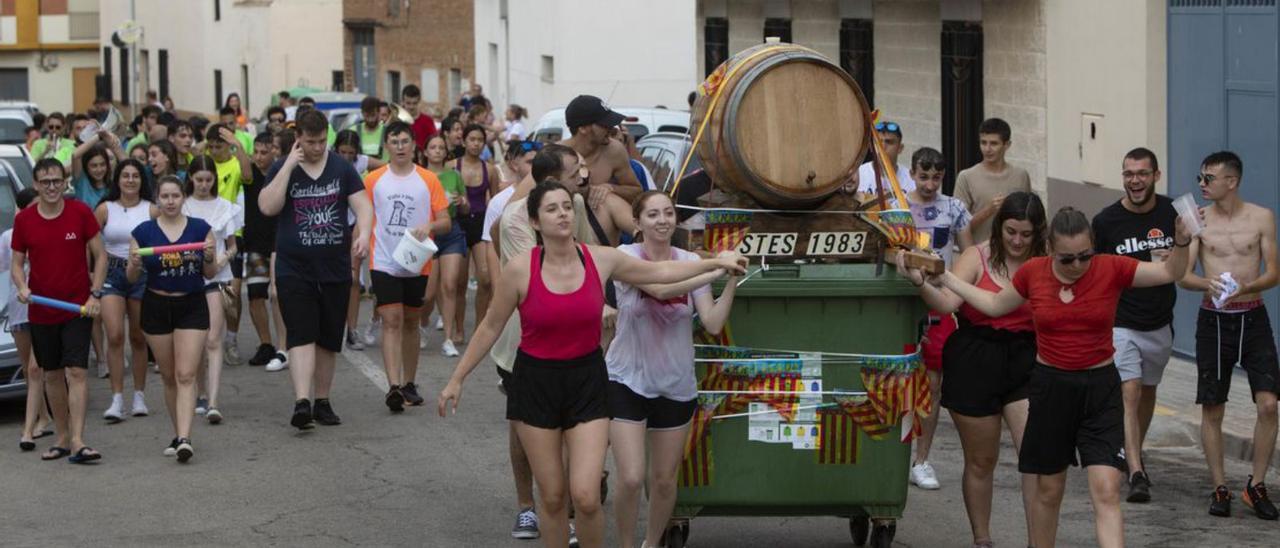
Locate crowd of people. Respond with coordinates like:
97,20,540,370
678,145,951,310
871,118,1278,547
8,82,1280,548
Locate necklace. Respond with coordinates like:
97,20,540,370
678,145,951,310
1058,284,1075,304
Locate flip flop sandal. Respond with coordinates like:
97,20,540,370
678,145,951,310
41,447,70,460
68,446,101,464
20,440,36,451
34,429,54,439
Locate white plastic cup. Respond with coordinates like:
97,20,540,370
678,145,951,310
1172,193,1203,237
392,230,438,273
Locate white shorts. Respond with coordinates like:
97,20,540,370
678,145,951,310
1113,325,1173,386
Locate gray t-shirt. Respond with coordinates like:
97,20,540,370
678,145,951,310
953,163,1031,243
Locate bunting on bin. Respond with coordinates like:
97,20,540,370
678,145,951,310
702,210,753,254
817,407,860,464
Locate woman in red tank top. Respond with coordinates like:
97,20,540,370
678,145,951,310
914,206,1192,548
438,181,745,548
898,192,1045,548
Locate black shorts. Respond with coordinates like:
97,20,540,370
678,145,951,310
371,270,428,308
276,276,351,353
506,348,608,430
460,214,485,248
1018,363,1127,475
230,236,245,280
141,291,210,335
940,324,1035,417
607,381,698,430
30,317,93,371
1194,306,1280,404
247,283,269,300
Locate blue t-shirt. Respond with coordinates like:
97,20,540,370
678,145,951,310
266,151,365,283
131,217,212,294
73,174,109,208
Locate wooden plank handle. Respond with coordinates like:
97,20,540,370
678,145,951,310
884,248,945,276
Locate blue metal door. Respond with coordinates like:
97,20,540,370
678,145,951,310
1168,0,1279,356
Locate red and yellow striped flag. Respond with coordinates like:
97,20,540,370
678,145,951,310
817,408,859,464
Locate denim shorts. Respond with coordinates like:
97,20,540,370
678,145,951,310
103,258,146,300
436,222,468,257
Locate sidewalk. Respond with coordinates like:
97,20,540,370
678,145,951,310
1149,355,1278,468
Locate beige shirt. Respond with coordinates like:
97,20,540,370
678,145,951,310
953,163,1031,243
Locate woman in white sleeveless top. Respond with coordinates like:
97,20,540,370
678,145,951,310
94,159,159,422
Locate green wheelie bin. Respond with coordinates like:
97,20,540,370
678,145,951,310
668,262,926,548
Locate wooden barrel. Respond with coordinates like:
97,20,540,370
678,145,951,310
691,43,871,209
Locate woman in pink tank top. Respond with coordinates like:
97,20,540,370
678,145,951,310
896,192,1046,548
438,181,746,548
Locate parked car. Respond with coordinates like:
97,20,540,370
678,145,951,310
635,132,702,192
0,144,35,188
0,159,32,401
0,112,31,146
530,107,691,144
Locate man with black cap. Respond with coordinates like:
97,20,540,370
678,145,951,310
563,95,643,207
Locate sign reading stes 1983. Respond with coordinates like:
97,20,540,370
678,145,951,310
737,232,869,257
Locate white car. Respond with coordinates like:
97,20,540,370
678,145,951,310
530,107,690,143
0,145,34,187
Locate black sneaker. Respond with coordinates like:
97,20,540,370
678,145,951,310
385,385,405,413
313,398,342,426
248,344,276,366
1209,485,1232,517
1127,471,1152,503
1244,476,1279,520
175,438,194,463
291,399,315,430
401,382,425,406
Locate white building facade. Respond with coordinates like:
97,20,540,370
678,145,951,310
473,0,699,122
98,0,345,117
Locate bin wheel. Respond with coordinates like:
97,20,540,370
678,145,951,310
663,523,687,548
870,521,896,548
849,516,870,546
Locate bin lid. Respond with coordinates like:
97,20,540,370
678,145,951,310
715,263,919,297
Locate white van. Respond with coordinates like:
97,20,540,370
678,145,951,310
530,107,690,143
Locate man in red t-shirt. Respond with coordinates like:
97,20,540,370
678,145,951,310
11,159,109,463
402,84,438,151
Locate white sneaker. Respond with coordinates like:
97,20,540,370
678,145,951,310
195,397,209,416
266,351,289,372
130,391,149,416
96,360,109,379
418,326,428,350
435,316,444,330
910,462,941,490
568,523,579,548
362,320,380,346
103,394,125,423
224,340,242,365
442,339,460,357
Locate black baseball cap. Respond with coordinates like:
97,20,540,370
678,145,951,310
565,95,625,131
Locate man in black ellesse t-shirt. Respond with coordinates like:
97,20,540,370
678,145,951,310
1091,147,1178,504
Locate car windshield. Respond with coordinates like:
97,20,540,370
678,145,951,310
0,118,26,145
0,167,18,233
1,155,31,188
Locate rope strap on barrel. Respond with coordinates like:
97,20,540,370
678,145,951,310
669,46,788,200
869,114,910,209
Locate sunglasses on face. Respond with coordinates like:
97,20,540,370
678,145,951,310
1056,251,1095,265
875,121,900,133
1197,173,1237,184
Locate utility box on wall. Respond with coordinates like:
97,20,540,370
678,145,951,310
1080,113,1106,186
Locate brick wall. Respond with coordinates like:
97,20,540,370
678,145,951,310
982,0,1047,193
342,0,473,118
872,0,942,159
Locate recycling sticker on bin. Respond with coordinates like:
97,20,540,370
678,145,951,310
743,352,824,450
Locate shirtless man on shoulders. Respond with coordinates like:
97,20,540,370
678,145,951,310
1179,150,1280,521
562,95,643,207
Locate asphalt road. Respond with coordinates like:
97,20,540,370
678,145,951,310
1,298,1277,547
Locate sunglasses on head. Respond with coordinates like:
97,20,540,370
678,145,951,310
517,141,543,152
875,121,900,133
1056,251,1095,265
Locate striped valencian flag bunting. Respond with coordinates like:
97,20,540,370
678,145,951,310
817,408,859,464
703,210,753,254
